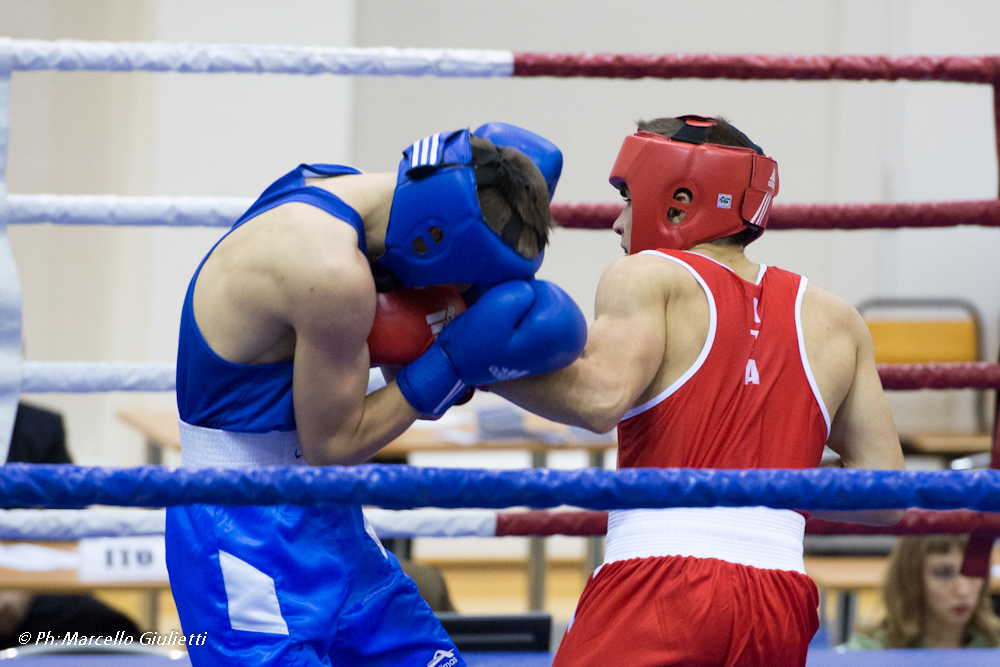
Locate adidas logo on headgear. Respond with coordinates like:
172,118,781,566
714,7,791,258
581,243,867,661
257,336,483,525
767,169,775,190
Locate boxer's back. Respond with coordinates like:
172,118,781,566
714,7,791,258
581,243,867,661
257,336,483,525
177,166,377,434
192,190,373,368
642,249,863,426
619,249,830,469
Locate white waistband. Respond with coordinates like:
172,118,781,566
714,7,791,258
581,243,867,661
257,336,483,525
179,420,305,468
604,507,806,574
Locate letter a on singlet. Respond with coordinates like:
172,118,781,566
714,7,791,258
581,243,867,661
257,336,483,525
744,359,760,385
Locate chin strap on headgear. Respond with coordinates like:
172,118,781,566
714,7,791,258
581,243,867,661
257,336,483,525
609,115,778,254
377,124,562,289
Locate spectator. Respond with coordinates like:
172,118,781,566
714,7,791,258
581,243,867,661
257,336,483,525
847,534,1000,649
398,560,456,613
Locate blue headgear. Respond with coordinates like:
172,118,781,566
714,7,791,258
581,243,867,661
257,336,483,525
377,123,563,289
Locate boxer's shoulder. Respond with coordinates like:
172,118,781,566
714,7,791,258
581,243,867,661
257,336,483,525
200,202,376,341
800,280,864,342
257,204,372,298
799,281,865,402
596,253,686,309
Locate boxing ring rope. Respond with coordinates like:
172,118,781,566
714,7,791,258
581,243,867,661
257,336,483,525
17,360,1000,394
6,194,249,228
20,362,175,393
10,195,1000,231
1,464,998,511
8,40,1000,82
552,200,1000,230
4,506,1000,542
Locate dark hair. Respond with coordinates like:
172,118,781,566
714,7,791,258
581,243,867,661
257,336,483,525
635,116,761,247
868,535,1000,648
469,136,553,259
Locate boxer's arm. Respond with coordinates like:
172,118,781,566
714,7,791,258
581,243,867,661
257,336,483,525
812,306,906,526
290,253,420,467
494,256,666,433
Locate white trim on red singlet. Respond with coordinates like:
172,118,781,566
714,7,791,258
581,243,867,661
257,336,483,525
620,250,717,421
755,263,767,285
794,277,832,437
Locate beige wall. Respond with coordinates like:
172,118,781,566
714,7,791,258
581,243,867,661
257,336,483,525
3,1,998,472
5,1,159,466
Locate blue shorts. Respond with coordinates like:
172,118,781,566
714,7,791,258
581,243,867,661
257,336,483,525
165,503,464,667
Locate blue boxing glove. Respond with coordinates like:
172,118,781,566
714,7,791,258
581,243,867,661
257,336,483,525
397,280,586,416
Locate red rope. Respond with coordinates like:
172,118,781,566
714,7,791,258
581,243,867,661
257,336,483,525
877,362,1000,390
807,510,1000,536
496,510,607,537
513,53,1000,83
495,509,1000,538
550,203,621,230
772,200,1000,230
550,199,1000,231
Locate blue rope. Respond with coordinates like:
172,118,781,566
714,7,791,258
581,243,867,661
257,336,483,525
1,464,998,511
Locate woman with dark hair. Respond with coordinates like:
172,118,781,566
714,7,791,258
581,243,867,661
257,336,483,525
847,535,1000,649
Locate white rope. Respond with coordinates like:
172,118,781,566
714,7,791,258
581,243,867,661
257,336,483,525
21,362,175,393
0,509,165,540
0,507,497,541
12,40,515,78
18,362,382,394
7,194,251,227
364,508,497,539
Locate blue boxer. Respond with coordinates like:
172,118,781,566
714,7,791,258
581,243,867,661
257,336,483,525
166,163,464,667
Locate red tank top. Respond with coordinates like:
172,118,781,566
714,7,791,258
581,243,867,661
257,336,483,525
617,250,830,470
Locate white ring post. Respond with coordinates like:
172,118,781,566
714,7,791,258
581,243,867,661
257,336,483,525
0,38,22,463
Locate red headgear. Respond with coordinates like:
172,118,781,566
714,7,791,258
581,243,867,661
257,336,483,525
609,116,778,254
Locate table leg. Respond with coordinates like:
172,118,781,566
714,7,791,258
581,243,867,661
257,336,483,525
146,440,163,466
139,590,160,632
528,450,547,611
835,590,856,645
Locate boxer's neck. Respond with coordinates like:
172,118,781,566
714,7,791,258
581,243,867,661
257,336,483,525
307,171,395,261
687,241,760,283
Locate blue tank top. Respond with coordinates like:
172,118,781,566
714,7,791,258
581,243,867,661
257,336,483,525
176,164,364,432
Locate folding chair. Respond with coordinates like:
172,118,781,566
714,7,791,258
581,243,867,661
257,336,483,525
857,297,991,458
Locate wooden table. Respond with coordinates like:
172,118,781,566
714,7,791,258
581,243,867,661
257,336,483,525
899,430,994,456
0,541,169,631
117,409,617,463
117,409,617,611
117,410,183,466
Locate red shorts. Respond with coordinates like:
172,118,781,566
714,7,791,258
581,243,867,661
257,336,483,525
552,555,819,667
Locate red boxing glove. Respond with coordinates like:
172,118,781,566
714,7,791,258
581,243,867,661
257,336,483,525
367,286,467,367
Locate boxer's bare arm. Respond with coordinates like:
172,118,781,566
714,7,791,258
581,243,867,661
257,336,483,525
494,255,666,433
195,203,418,466
290,267,421,466
801,284,906,525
